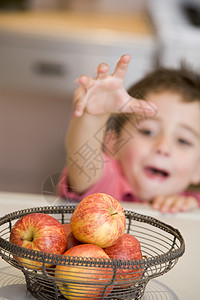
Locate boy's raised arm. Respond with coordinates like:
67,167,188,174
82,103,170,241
66,55,156,194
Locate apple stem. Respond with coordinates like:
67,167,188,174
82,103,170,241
21,229,35,242
111,212,118,216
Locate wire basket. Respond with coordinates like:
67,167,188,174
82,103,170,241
0,205,185,300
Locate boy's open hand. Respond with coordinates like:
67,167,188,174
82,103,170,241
73,55,156,117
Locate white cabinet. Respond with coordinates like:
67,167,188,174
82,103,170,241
0,32,156,93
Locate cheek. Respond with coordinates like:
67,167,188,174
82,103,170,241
117,127,149,166
118,140,143,166
174,154,198,178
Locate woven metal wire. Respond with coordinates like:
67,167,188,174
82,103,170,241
0,205,185,299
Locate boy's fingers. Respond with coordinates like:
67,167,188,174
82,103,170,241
170,197,185,213
120,98,157,116
152,196,168,212
152,196,176,212
78,75,93,88
113,54,132,80
73,87,87,117
169,196,197,213
97,63,109,79
78,75,89,84
181,197,198,211
152,195,198,213
73,86,85,103
74,100,85,117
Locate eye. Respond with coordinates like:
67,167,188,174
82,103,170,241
138,129,155,136
178,138,192,146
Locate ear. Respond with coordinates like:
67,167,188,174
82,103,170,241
191,160,200,185
103,130,118,158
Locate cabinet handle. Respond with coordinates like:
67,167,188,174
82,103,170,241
33,61,67,77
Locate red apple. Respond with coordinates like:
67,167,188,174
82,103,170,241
62,223,80,250
66,231,80,249
9,213,67,270
62,223,71,238
104,233,143,288
55,244,113,299
70,193,126,248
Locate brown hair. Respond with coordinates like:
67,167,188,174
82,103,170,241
128,64,200,102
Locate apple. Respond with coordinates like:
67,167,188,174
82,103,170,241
62,223,71,238
9,213,67,270
66,231,81,250
104,233,143,288
55,244,113,299
70,193,126,248
62,223,80,250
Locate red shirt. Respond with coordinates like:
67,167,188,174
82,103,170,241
58,153,200,205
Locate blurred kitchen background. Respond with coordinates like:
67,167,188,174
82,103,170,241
0,0,200,195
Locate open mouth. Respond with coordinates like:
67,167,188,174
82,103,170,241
144,166,170,179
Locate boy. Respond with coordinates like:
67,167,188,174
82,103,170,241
58,55,200,213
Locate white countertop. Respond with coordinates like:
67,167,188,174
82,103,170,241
0,191,200,300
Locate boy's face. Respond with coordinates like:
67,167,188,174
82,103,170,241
116,91,200,202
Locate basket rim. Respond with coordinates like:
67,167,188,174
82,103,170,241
0,205,185,269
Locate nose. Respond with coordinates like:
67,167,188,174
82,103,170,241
154,135,171,157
